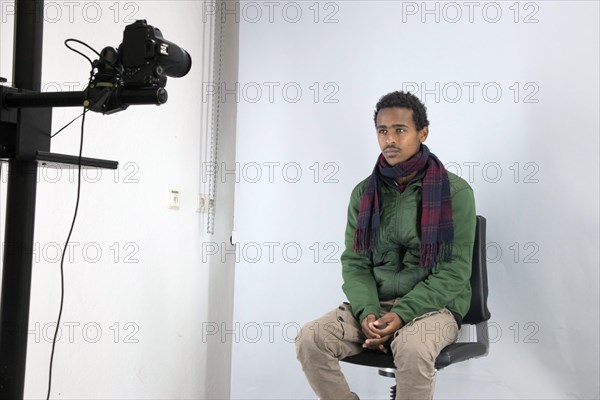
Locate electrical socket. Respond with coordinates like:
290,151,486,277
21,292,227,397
169,190,180,209
197,194,214,213
197,194,207,213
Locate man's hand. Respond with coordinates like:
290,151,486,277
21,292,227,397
362,313,404,353
360,314,380,341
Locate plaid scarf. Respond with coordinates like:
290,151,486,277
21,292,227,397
353,144,454,269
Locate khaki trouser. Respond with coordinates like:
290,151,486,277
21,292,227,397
295,301,459,400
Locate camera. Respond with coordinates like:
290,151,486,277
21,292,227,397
85,20,192,113
94,19,192,89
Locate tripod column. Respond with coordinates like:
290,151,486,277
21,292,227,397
0,161,38,398
0,0,45,398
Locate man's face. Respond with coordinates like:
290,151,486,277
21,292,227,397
376,107,428,166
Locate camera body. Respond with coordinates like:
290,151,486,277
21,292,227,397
119,20,192,88
95,20,192,89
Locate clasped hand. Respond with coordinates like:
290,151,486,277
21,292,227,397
360,313,404,353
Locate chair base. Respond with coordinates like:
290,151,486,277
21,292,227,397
390,384,396,400
379,368,395,378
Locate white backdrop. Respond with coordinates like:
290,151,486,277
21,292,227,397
231,1,599,399
1,1,598,398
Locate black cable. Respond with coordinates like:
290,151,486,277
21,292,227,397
64,38,117,72
45,106,86,400
45,39,103,398
63,39,100,69
51,38,101,140
51,112,84,138
46,63,92,398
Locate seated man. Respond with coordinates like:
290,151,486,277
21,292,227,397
295,91,476,400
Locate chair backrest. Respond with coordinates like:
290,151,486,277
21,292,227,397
462,215,491,324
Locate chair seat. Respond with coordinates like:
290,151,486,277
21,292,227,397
435,342,487,368
342,342,488,371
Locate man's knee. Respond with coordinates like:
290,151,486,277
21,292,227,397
295,321,320,356
295,319,341,357
390,313,458,365
391,332,437,365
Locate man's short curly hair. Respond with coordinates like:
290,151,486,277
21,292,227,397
373,91,430,131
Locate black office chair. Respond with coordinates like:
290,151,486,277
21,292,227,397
341,215,491,400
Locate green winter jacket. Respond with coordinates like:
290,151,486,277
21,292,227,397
341,171,476,325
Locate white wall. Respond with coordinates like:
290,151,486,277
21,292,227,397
202,3,239,399
1,1,236,398
231,1,599,399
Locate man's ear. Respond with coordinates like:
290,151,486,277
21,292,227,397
418,127,429,143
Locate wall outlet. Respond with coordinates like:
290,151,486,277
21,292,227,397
197,194,208,213
169,190,180,209
197,194,214,213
